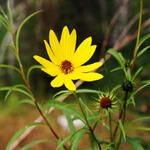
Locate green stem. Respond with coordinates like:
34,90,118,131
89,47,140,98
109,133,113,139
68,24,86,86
108,112,113,143
9,27,68,150
131,0,143,72
116,91,128,150
73,92,101,150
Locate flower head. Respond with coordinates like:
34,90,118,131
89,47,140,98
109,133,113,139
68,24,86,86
33,26,103,91
98,91,118,112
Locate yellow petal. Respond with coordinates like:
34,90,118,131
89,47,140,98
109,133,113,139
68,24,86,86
67,70,79,80
79,72,103,81
50,74,64,87
41,67,60,77
72,37,96,67
60,26,76,60
49,30,63,62
33,55,55,68
64,77,76,91
44,40,60,64
76,62,103,72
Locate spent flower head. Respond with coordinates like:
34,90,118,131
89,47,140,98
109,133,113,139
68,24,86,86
98,91,119,112
34,26,103,91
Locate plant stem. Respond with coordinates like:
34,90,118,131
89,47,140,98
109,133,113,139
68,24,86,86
11,40,68,150
131,0,143,72
73,92,102,150
108,112,113,143
115,91,128,150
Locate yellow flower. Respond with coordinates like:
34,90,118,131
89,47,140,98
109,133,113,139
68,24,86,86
33,26,103,91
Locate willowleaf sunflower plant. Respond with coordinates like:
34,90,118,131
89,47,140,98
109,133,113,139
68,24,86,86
1,0,150,150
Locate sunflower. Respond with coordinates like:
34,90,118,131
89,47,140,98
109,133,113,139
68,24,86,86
33,26,103,91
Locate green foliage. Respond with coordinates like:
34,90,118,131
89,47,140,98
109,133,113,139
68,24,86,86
126,136,144,150
15,10,42,53
6,122,44,150
21,139,55,150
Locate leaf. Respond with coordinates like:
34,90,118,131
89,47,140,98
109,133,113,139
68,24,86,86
57,136,71,150
53,89,99,100
118,120,126,142
15,10,42,52
126,116,150,129
0,8,8,20
132,67,143,81
128,81,150,102
4,89,12,101
0,86,33,100
0,13,8,24
70,128,87,150
7,0,13,28
127,126,150,133
17,99,35,106
138,33,150,49
6,122,44,150
64,112,76,135
0,64,21,74
137,46,150,58
0,14,8,29
45,101,84,122
126,136,144,150
107,49,125,67
110,66,124,72
21,139,55,150
27,65,42,82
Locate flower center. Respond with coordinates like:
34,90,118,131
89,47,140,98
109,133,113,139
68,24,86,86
100,97,111,109
61,60,74,74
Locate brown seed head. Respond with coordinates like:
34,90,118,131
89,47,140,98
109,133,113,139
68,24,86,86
61,60,74,74
100,97,111,109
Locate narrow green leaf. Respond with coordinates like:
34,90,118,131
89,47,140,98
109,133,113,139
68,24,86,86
127,126,150,133
70,128,87,150
15,10,42,52
128,81,150,102
64,112,76,134
17,99,35,106
118,120,126,142
4,89,12,101
107,49,124,67
0,14,8,24
57,136,71,150
6,122,44,150
45,101,84,122
0,16,8,29
126,136,144,150
7,0,13,27
13,84,32,94
137,46,150,58
110,66,124,72
126,116,150,128
0,64,21,74
53,89,99,100
0,86,33,99
21,139,55,150
27,65,42,82
0,9,8,20
132,67,143,81
138,33,150,49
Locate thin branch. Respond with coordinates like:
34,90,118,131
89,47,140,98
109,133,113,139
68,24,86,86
100,0,129,59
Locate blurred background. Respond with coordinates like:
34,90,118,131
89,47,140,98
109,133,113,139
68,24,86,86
0,0,150,149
